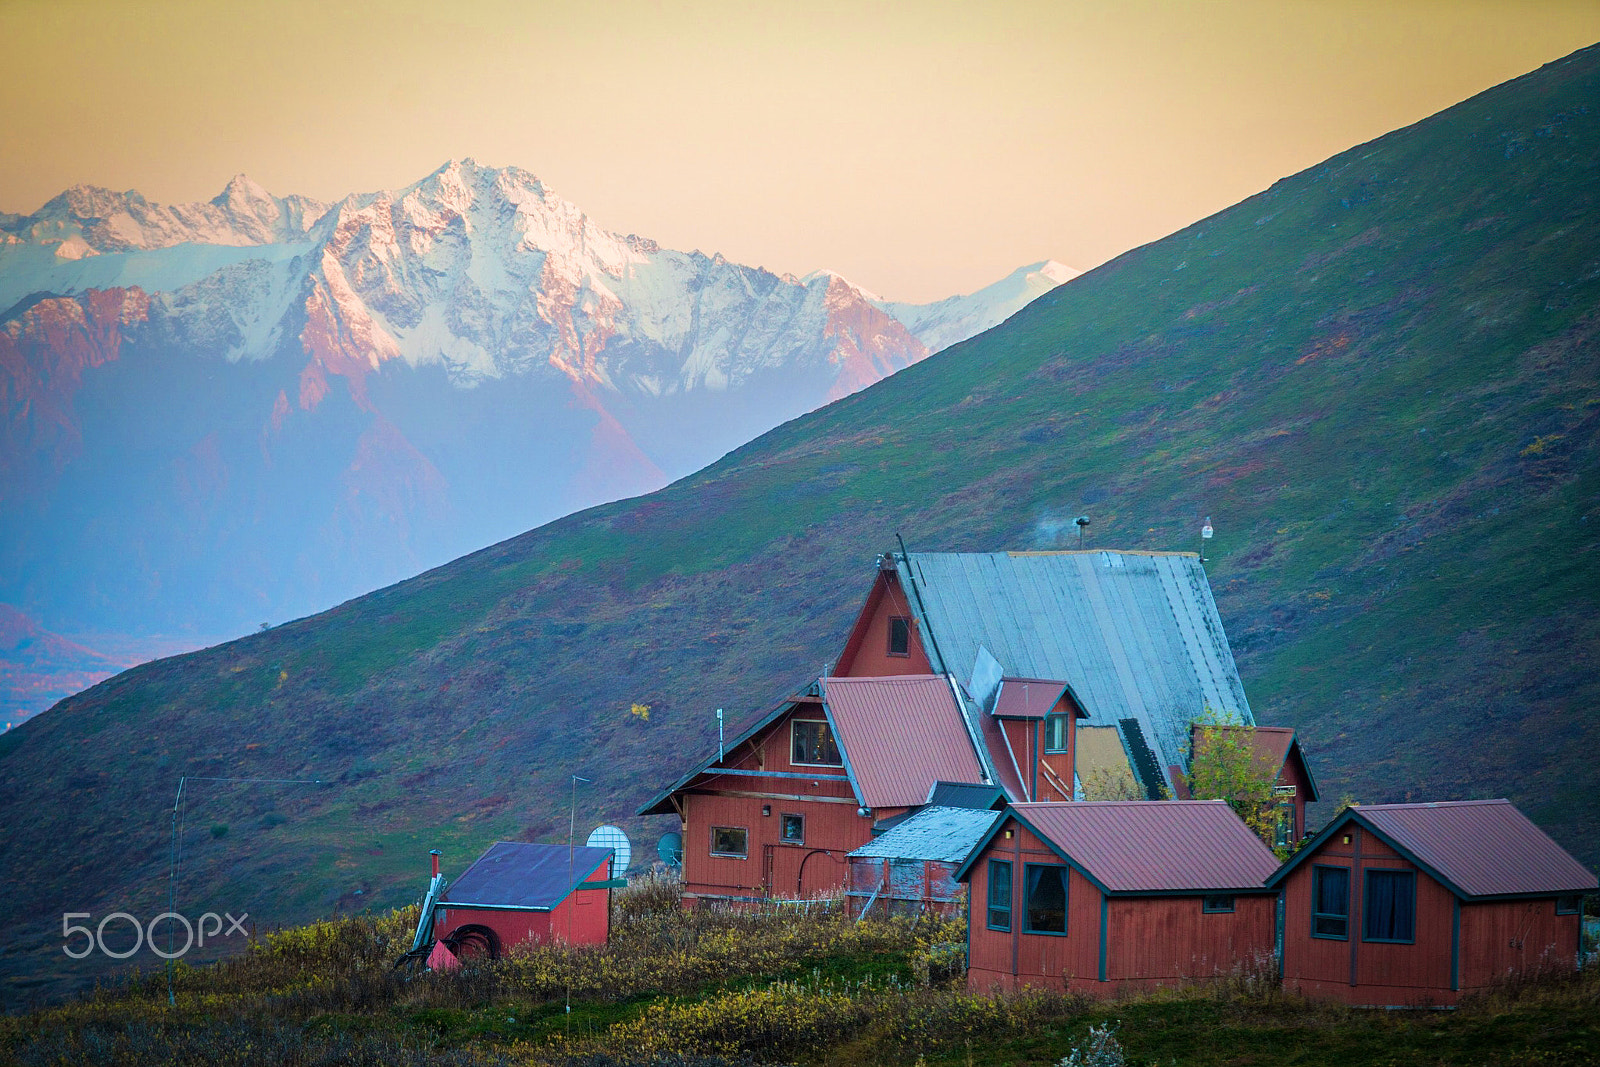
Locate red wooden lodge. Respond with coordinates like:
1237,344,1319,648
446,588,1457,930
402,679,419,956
429,842,616,963
639,549,1291,902
1268,800,1598,1006
956,801,1281,996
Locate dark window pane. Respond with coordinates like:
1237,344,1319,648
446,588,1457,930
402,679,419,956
1556,895,1581,915
1203,894,1235,913
888,616,910,656
710,826,747,857
987,860,1012,930
781,814,804,842
1024,864,1068,933
1364,870,1416,942
1313,866,1349,939
792,720,841,765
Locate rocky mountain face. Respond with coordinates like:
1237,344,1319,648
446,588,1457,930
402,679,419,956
0,162,1069,716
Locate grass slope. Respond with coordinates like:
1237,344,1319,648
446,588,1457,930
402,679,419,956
3,44,1600,1001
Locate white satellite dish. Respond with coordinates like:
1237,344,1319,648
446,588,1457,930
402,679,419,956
586,824,631,874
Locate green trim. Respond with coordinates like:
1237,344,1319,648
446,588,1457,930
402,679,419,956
1311,864,1350,941
574,879,629,890
1450,898,1461,991
986,858,1013,932
1098,895,1108,982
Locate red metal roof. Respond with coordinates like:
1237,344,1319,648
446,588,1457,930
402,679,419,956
1352,801,1597,897
823,675,985,810
991,677,1079,719
1011,801,1281,892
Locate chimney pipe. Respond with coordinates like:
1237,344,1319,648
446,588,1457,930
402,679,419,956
429,848,441,878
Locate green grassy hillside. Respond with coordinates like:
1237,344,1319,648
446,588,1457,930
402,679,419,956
3,44,1599,1002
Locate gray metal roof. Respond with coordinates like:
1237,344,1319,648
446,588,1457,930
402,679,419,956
850,806,1002,865
896,551,1252,784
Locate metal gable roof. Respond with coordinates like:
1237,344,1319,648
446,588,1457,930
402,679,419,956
1269,801,1597,898
896,551,1252,785
441,842,612,910
850,806,1003,864
992,677,1080,719
959,801,1280,893
822,675,985,811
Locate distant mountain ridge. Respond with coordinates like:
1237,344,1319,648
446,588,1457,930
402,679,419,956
0,162,1070,718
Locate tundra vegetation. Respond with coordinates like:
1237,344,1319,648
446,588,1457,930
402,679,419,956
3,874,1596,1066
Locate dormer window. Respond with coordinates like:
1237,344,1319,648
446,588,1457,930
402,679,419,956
1044,712,1071,753
791,719,842,766
888,616,910,657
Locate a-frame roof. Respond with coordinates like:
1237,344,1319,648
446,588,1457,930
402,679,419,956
441,842,612,911
892,550,1252,785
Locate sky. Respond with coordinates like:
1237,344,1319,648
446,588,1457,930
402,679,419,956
2,1,1598,303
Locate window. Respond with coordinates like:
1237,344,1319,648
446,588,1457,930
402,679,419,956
781,813,804,844
710,826,748,858
1364,870,1416,943
1203,894,1235,913
1556,895,1582,915
1312,865,1350,939
1274,805,1293,849
987,860,1013,930
1044,713,1070,753
888,616,910,656
1024,864,1068,934
791,719,842,766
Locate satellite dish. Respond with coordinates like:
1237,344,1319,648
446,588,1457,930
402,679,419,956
586,824,631,874
657,830,683,867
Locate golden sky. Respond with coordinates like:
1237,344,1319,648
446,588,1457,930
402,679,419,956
2,0,1597,302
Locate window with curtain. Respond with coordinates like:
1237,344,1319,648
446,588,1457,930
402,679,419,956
1363,869,1416,943
1312,865,1349,939
791,719,842,766
1024,864,1068,934
987,860,1012,930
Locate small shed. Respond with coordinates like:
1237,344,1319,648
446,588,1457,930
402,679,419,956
432,842,616,960
1269,800,1597,1006
957,801,1281,996
848,806,1001,919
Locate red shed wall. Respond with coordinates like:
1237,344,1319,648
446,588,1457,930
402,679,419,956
1105,894,1275,985
966,821,1101,993
835,572,933,677
546,858,612,946
435,858,611,954
1459,899,1582,989
1280,826,1459,1006
435,907,550,956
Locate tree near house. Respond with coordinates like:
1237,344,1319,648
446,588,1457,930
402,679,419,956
1186,709,1284,856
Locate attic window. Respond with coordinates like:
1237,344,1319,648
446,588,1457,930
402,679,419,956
888,616,910,657
791,719,842,767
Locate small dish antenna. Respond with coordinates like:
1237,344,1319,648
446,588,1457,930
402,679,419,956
586,824,631,874
657,830,683,867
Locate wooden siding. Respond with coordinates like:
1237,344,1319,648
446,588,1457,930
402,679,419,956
682,789,870,899
1281,825,1465,1005
965,817,1274,997
1459,898,1583,990
1105,894,1275,982
1275,751,1312,842
835,571,933,677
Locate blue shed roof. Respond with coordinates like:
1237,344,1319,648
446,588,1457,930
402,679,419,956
896,550,1252,785
441,842,612,911
849,806,1002,865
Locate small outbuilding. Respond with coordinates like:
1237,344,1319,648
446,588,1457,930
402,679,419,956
847,805,1002,919
1269,800,1597,1006
957,801,1281,996
432,842,616,960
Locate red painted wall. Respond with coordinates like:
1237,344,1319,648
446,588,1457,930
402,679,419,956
835,572,933,677
1279,825,1580,1005
435,858,611,954
677,701,873,899
1276,753,1312,842
965,818,1271,996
